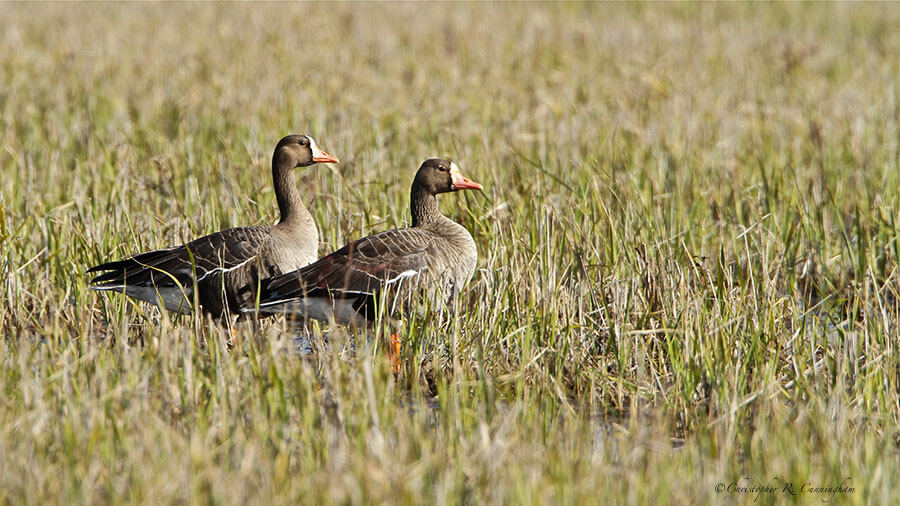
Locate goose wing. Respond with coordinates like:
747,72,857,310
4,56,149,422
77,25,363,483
89,226,271,314
254,227,436,317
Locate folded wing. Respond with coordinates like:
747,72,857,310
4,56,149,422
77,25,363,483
89,226,271,315
252,227,437,322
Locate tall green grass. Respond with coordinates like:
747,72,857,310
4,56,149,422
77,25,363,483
1,3,898,504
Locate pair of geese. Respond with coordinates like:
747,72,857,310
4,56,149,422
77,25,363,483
89,134,483,346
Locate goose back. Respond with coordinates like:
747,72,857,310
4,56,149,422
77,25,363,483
89,225,312,316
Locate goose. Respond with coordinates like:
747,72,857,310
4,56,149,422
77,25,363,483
244,158,483,367
88,134,339,320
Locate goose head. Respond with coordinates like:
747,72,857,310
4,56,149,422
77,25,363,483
413,158,483,195
274,134,339,168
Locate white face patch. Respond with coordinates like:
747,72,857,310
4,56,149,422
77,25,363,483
449,161,463,187
307,136,327,159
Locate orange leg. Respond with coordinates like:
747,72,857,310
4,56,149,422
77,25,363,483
225,315,239,350
224,325,238,350
388,332,402,373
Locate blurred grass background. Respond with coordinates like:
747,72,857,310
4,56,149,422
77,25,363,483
1,2,898,504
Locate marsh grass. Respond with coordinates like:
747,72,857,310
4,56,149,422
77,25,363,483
1,3,899,504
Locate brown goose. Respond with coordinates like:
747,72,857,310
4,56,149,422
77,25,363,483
88,134,338,319
244,158,482,330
